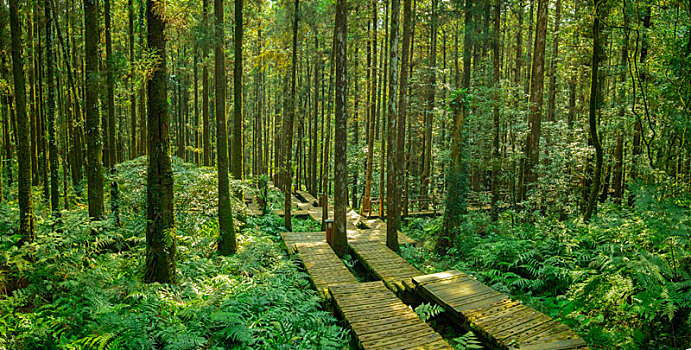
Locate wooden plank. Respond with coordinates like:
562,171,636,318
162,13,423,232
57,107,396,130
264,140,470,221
520,336,587,350
328,282,452,350
455,294,508,312
412,271,587,350
363,329,445,350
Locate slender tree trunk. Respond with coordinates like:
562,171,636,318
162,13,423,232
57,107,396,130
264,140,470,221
145,0,176,283
333,0,348,257
216,0,237,255
514,0,523,86
546,0,561,122
311,35,319,196
584,0,604,222
351,45,359,209
10,1,35,244
128,0,137,159
439,0,472,252
518,0,547,202
385,0,401,250
284,0,300,232
138,1,147,156
612,11,629,204
105,0,120,225
361,0,377,215
232,0,244,181
490,0,501,222
420,0,437,206
84,0,105,220
45,0,60,213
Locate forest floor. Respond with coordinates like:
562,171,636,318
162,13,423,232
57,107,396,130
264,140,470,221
0,158,351,349
1,159,689,349
397,193,691,349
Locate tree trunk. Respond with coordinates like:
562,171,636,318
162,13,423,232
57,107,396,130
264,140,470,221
439,0,471,252
385,0,401,250
45,0,60,213
490,0,500,222
311,36,319,196
361,0,377,215
202,0,210,166
283,0,300,232
84,0,105,220
128,0,137,159
546,0,561,122
420,0,437,207
518,0,547,202
145,0,176,283
398,0,412,232
584,0,604,222
231,0,244,181
10,1,35,244
216,0,237,255
105,0,120,225
333,0,348,257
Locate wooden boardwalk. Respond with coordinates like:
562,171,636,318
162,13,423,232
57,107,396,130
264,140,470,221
413,270,588,350
329,282,453,350
350,240,422,294
294,241,358,299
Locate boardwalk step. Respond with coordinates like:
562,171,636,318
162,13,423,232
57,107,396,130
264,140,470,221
329,281,453,350
413,270,588,350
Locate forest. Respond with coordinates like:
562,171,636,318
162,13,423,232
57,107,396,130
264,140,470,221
0,0,690,348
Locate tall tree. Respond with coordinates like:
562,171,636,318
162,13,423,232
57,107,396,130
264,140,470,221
283,0,299,232
129,0,137,159
546,0,561,122
361,0,377,215
584,0,604,222
216,0,237,255
420,0,437,205
203,0,211,166
394,0,411,227
105,0,120,225
385,0,401,250
333,0,348,257
519,0,548,201
490,0,501,221
45,0,59,213
231,0,244,181
439,0,472,251
10,0,35,244
145,0,176,283
84,0,105,220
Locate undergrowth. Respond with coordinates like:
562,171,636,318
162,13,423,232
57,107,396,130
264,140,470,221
401,183,691,349
0,157,349,349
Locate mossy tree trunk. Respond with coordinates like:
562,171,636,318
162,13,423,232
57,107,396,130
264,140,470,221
145,0,177,283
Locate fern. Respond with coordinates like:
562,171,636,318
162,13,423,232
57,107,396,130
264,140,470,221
414,303,445,322
453,331,483,350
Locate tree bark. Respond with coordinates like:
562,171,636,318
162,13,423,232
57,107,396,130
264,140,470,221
385,0,401,250
546,0,561,122
84,0,105,220
333,0,348,257
361,0,378,215
420,0,437,206
10,1,35,245
439,0,472,252
490,0,501,222
216,0,237,255
231,0,244,181
519,0,548,202
584,0,604,222
45,0,59,213
128,0,137,159
145,0,176,283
